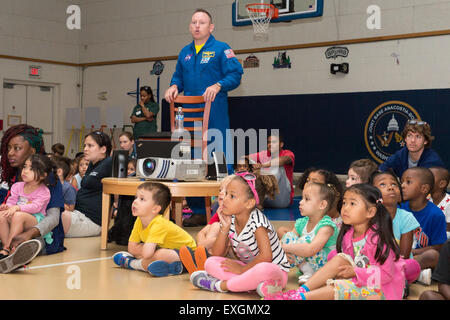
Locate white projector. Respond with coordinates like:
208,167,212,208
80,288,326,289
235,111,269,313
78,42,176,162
136,157,207,181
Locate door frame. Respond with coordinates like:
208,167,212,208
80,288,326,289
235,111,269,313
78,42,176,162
2,78,60,150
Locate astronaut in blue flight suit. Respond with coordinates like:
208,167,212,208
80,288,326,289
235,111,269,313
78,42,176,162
165,9,243,225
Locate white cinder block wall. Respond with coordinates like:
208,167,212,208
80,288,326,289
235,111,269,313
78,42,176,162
0,0,82,153
1,0,450,157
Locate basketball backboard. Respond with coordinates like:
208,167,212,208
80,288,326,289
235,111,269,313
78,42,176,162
232,0,323,26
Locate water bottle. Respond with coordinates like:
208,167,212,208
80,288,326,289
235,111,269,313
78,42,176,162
175,106,184,131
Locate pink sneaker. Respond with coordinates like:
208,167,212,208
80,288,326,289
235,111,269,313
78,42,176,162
256,280,282,298
264,286,308,300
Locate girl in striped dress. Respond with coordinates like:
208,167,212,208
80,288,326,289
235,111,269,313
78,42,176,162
190,171,291,297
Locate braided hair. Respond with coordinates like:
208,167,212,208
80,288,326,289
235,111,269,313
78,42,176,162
1,124,45,186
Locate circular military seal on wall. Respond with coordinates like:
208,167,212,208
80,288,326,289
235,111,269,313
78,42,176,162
364,101,421,163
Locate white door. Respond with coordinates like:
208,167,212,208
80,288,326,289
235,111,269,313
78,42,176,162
27,85,54,151
2,83,54,153
3,83,27,131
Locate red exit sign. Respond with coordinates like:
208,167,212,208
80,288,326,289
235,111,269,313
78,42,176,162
29,65,41,78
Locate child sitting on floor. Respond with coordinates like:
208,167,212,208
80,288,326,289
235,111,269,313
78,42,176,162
298,167,344,230
235,157,253,173
53,157,77,212
419,239,450,300
180,173,279,275
0,155,54,258
427,166,450,239
370,170,419,259
279,182,338,284
189,171,291,298
127,158,137,177
346,159,378,188
112,182,197,277
179,175,234,275
70,154,89,191
400,167,447,285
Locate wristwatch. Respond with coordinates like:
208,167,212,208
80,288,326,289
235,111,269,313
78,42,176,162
216,82,222,90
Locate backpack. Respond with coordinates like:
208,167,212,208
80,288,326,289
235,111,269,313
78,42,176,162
108,195,136,246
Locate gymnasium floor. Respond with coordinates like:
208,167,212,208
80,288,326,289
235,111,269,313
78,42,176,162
0,217,436,300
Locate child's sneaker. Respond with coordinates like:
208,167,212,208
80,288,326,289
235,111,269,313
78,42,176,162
113,251,136,269
265,289,305,300
179,246,197,275
416,268,432,285
147,260,183,277
298,262,314,284
297,273,312,284
264,285,309,300
256,280,282,298
190,270,220,292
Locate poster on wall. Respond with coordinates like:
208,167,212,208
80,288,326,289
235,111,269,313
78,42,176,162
105,107,124,129
84,107,101,130
66,108,82,130
7,115,21,127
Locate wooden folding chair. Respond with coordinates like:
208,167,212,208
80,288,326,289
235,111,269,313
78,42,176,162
169,96,214,223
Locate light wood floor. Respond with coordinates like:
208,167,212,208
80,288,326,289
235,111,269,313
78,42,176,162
0,222,437,300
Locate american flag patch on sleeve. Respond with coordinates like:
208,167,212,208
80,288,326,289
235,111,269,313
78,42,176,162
224,49,236,59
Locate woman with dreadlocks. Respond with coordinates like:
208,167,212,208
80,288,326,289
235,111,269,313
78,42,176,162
0,124,65,273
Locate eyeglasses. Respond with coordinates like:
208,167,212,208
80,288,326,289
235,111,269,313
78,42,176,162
408,120,427,126
235,171,259,205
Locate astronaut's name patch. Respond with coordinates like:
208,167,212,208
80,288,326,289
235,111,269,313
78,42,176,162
200,51,215,64
225,49,235,59
202,51,215,58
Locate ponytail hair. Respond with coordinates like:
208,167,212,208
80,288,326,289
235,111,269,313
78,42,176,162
337,184,400,265
234,172,280,207
305,182,337,213
255,173,279,202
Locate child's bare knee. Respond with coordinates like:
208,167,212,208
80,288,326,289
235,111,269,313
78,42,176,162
11,211,27,222
332,254,351,266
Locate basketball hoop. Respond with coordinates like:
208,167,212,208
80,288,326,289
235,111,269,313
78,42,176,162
246,3,279,41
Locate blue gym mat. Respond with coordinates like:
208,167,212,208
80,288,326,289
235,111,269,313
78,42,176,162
263,196,303,221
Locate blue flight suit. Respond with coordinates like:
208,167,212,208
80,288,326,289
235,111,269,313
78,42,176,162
170,34,243,162
170,34,243,215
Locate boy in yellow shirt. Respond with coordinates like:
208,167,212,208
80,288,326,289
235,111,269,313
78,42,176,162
113,182,197,277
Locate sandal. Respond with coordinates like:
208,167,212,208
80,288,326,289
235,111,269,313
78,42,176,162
0,248,11,260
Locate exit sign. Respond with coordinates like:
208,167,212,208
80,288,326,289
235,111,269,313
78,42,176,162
29,65,41,78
